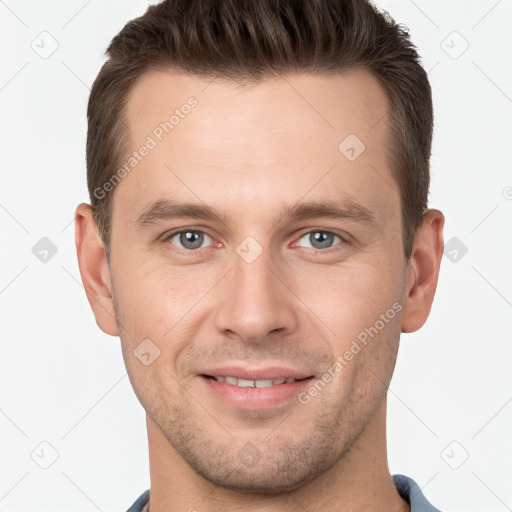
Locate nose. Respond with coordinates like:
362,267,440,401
214,244,299,344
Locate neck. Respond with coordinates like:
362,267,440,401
145,400,409,512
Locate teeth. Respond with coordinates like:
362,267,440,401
212,376,298,387
237,378,254,388
255,379,274,388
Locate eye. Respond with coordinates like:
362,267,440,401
295,230,345,252
163,228,346,255
167,229,214,251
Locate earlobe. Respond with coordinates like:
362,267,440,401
401,209,445,333
74,203,119,337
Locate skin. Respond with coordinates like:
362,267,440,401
75,68,444,512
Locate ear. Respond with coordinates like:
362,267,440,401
401,209,445,333
75,203,119,336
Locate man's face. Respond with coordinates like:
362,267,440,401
109,69,408,492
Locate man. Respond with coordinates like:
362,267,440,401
75,0,445,510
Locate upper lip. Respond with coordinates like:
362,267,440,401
200,366,313,381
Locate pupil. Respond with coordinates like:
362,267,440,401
178,231,333,250
311,231,332,249
181,231,202,249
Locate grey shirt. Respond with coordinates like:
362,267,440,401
125,474,442,511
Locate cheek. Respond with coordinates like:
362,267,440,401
113,258,208,376
301,255,404,379
113,253,189,329
304,256,402,326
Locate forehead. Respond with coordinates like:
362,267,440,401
125,67,390,153
116,68,397,225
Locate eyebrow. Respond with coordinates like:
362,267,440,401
134,197,376,229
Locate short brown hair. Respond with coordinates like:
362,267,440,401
87,0,432,261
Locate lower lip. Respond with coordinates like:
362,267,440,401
200,375,314,409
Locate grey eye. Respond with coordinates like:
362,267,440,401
297,231,342,250
170,230,212,250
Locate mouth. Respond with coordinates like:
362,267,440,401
198,368,315,410
202,374,311,388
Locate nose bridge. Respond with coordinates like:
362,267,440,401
214,239,298,343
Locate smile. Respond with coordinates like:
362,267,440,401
203,375,306,387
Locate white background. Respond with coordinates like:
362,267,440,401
1,0,511,510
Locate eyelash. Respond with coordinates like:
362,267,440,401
162,228,348,256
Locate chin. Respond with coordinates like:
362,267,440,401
194,464,320,495
177,437,337,496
